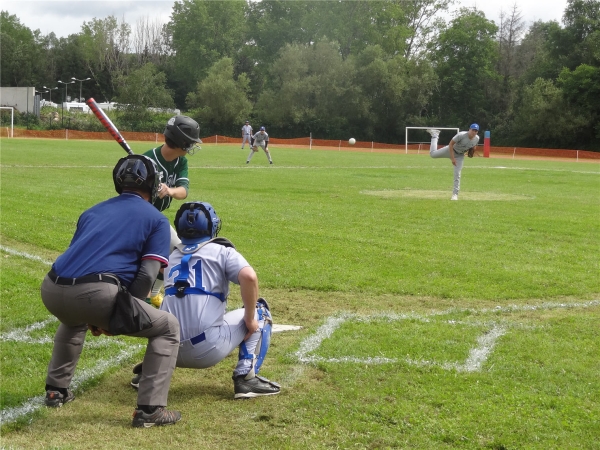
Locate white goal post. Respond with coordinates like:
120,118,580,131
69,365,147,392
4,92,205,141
0,107,14,138
405,127,459,154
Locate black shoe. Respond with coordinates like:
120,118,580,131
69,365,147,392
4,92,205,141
132,406,181,428
270,161,273,164
246,161,249,164
233,375,280,399
45,389,75,407
131,362,142,389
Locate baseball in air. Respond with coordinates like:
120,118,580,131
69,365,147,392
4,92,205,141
349,138,356,145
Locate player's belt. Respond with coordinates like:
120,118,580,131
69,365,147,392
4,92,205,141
47,270,119,286
190,332,206,345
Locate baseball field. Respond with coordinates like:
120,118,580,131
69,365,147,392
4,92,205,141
1,138,599,449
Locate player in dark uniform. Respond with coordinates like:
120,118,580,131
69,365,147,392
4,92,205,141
41,155,182,427
143,116,202,305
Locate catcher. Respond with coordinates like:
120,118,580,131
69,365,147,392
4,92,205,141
426,124,480,201
131,201,281,399
246,126,273,165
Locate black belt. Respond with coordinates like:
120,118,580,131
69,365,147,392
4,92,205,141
47,270,119,286
190,332,206,345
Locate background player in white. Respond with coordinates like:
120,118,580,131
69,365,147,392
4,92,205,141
427,124,480,200
241,120,253,149
246,126,273,165
131,201,280,399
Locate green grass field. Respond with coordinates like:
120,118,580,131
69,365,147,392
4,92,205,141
1,138,599,449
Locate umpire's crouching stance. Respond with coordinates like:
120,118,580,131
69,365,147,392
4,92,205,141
41,155,181,428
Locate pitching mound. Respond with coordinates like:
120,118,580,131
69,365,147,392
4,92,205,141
361,189,533,201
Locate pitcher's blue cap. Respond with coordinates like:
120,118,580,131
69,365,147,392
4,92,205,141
470,123,479,130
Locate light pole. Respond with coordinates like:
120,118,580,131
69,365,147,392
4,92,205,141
71,77,91,102
36,89,49,100
57,80,75,103
43,86,59,103
57,80,75,128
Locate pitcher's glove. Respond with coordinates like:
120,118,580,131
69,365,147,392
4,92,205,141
467,147,475,158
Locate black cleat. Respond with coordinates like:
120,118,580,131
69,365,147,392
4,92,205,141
131,362,143,389
45,389,75,407
233,374,280,399
132,407,181,428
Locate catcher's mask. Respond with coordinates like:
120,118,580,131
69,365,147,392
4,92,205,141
174,201,221,244
113,155,160,203
164,115,202,155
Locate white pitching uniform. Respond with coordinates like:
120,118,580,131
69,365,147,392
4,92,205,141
429,131,479,198
160,241,268,378
247,130,273,164
241,123,253,149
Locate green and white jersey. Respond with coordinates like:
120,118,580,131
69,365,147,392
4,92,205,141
144,146,189,212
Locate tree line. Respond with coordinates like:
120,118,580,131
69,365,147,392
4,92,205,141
1,0,599,150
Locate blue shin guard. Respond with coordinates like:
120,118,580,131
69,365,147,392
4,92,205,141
238,298,272,379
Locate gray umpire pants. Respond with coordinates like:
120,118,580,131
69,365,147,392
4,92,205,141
41,275,180,407
430,138,465,196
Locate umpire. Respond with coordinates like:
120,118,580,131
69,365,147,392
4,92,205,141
41,155,181,428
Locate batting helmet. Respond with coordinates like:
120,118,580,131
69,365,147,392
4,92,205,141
174,201,222,244
164,116,202,154
113,155,160,203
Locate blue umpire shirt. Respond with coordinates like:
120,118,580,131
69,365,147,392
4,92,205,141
52,192,170,287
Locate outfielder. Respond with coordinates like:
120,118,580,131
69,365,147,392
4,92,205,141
427,124,480,200
246,126,273,165
131,201,280,399
241,120,253,149
144,116,202,305
41,155,181,427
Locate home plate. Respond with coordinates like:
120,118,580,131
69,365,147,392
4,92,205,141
272,324,303,333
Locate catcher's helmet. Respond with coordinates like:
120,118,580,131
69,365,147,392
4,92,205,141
113,155,160,203
174,201,221,244
164,116,202,155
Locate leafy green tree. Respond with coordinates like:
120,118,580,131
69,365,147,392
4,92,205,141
255,41,364,138
186,57,252,135
79,16,132,101
115,63,174,108
396,0,453,59
353,45,436,140
514,20,563,84
429,8,500,127
512,77,589,148
114,63,175,131
167,0,247,107
0,11,44,87
557,64,600,148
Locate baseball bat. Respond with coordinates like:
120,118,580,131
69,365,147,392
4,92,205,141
86,98,133,155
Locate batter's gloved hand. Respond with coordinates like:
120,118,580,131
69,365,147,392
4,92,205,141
467,147,475,158
88,325,113,337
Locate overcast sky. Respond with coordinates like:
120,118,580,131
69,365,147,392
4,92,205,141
4,0,569,39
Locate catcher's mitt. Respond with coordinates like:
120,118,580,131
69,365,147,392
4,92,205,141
467,147,475,158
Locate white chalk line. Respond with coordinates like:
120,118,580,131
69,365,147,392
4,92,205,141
1,164,597,175
0,245,53,266
295,300,598,370
0,346,142,426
